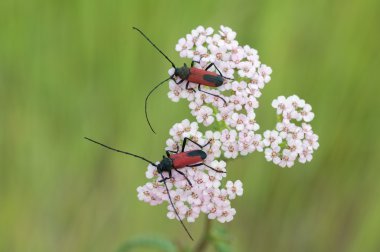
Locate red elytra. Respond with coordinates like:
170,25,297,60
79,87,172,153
170,150,207,169
187,67,224,87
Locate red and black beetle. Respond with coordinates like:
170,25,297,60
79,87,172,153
132,27,233,133
84,136,225,240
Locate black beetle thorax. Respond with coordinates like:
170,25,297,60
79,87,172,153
158,157,173,173
175,64,190,80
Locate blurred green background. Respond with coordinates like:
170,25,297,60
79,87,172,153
1,0,379,251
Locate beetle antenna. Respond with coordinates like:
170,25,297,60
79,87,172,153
145,77,172,134
133,27,176,68
159,173,194,241
84,137,157,166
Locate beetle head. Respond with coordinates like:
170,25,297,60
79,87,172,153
157,156,173,173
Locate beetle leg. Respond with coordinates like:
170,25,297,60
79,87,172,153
166,145,179,157
202,163,226,173
176,78,185,84
187,163,225,173
158,169,173,183
186,163,203,167
174,169,192,187
187,162,224,173
198,85,227,105
159,176,169,183
191,60,201,67
185,81,196,93
181,137,203,152
204,63,234,80
166,150,175,157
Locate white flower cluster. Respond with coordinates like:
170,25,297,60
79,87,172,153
168,25,271,138
263,95,319,167
137,120,243,223
136,25,319,227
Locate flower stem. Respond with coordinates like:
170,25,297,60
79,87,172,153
194,217,212,252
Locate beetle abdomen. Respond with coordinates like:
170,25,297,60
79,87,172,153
186,150,207,159
171,150,207,169
203,74,224,87
188,67,224,87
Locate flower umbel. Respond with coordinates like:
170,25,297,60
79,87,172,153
137,25,319,229
137,120,242,223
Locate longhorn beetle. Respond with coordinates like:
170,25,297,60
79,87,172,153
132,27,233,134
84,136,225,241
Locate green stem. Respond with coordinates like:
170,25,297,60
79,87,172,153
193,218,212,252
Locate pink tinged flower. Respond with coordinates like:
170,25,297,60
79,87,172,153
229,94,246,111
238,142,254,155
237,61,255,78
167,203,187,220
238,131,256,155
263,130,282,147
189,101,202,117
247,83,263,99
272,96,288,115
185,206,201,222
302,123,313,135
299,144,313,163
205,130,221,141
210,46,230,62
305,133,319,150
285,125,304,142
245,95,259,110
276,122,296,138
244,45,259,63
300,104,315,122
168,80,183,102
217,61,234,78
226,180,243,199
145,163,158,179
181,89,196,101
207,203,220,220
230,113,247,131
217,207,236,223
222,141,239,159
175,38,194,57
220,129,237,142
216,104,234,121
194,91,208,105
282,109,302,122
245,112,260,131
207,94,228,109
191,45,208,61
207,173,222,188
231,81,248,96
166,138,179,152
287,95,305,109
196,26,214,36
265,146,281,164
252,134,264,152
279,149,297,168
209,160,227,178
259,64,272,83
219,25,237,41
169,119,197,141
287,139,303,154
188,191,202,206
205,142,222,160
200,52,216,63
230,45,245,62
250,73,265,89
195,106,215,126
